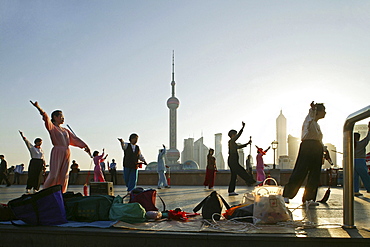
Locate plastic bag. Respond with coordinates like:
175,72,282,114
253,187,290,224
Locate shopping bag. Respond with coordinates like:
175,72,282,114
8,185,67,225
253,187,291,224
252,177,283,196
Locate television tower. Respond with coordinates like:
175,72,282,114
166,51,180,164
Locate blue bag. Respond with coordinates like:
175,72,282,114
8,185,67,225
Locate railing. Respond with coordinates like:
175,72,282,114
343,105,370,228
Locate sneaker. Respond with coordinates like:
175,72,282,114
26,189,31,194
6,184,11,187
209,187,214,190
306,200,319,206
157,187,162,189
228,192,239,196
164,186,171,188
33,189,39,193
284,197,290,204
354,192,363,196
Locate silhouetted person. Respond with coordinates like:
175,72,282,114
203,148,217,189
227,122,256,196
353,122,370,196
283,101,331,205
109,159,117,185
13,164,24,185
69,160,80,185
0,155,11,187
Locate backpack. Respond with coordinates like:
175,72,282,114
124,187,166,212
193,191,230,220
65,195,114,222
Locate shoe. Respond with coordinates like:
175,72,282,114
164,186,171,188
157,187,162,189
6,184,11,187
305,200,319,206
284,197,290,204
26,189,31,194
354,192,363,196
209,187,214,190
33,189,39,193
228,192,239,196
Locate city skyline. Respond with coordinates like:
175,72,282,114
1,1,370,170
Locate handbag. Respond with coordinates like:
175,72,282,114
109,195,146,223
253,178,291,224
8,185,67,225
124,188,166,212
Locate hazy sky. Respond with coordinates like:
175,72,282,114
1,1,370,170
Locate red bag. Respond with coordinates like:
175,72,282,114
124,188,166,212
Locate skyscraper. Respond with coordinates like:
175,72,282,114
214,133,225,170
276,110,287,164
166,51,180,165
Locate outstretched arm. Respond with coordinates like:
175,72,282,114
232,121,245,142
30,100,44,115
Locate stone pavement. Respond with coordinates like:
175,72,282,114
0,184,370,246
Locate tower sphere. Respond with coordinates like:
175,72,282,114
167,148,180,162
167,96,180,109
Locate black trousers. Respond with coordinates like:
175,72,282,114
110,169,117,184
283,140,323,202
228,155,256,193
0,172,11,186
13,173,21,184
26,158,44,190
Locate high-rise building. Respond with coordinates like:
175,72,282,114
324,143,337,168
166,51,180,165
194,137,209,169
237,143,245,169
287,134,300,167
276,110,288,164
181,138,194,163
214,133,225,170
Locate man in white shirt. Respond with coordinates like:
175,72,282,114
283,102,331,205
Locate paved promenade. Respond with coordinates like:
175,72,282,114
0,184,369,246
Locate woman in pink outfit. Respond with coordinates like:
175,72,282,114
31,101,91,193
255,145,270,182
93,149,107,182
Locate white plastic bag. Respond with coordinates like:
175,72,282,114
252,178,291,224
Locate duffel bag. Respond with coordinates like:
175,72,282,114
8,185,67,225
65,195,114,222
109,195,146,223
